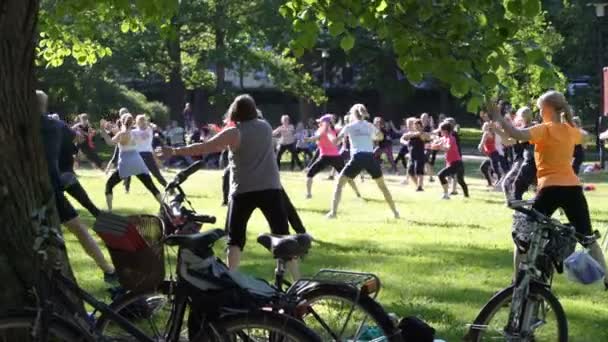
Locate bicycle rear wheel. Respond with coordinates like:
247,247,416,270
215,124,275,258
296,284,401,342
0,311,89,342
466,283,568,342
199,310,322,342
96,288,178,340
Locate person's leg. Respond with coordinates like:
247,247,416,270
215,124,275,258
513,162,536,200
306,156,328,198
288,143,302,170
490,152,503,180
455,161,469,197
123,176,131,194
280,189,306,234
560,187,607,277
437,165,453,198
65,181,100,217
81,144,104,170
222,168,230,205
225,192,256,270
276,144,287,169
104,170,122,211
384,146,397,172
480,159,492,186
498,154,509,175
63,217,115,274
332,156,361,198
307,149,320,169
366,154,399,218
135,174,162,204
141,152,167,187
328,175,349,218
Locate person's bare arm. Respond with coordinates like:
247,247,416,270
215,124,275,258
164,127,240,157
478,132,488,152
488,105,532,141
401,131,420,141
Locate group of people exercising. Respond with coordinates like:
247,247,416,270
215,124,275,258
39,89,608,288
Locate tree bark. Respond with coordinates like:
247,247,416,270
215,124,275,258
0,0,77,310
166,19,186,124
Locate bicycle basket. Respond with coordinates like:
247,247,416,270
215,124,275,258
545,224,577,270
108,215,165,293
511,212,536,252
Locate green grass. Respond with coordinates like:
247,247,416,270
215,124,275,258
68,162,608,341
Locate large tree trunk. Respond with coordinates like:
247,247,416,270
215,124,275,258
0,0,77,309
166,17,186,124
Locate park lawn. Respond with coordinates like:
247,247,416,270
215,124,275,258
68,163,608,342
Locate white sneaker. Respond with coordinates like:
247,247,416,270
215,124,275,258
326,211,337,219
305,194,312,199
441,194,450,200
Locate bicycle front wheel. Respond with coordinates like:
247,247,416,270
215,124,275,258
200,310,322,342
297,283,401,342
0,311,89,342
466,283,568,342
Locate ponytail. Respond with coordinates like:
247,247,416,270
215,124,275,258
560,105,574,127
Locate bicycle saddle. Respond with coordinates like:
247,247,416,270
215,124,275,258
165,228,225,251
257,233,312,260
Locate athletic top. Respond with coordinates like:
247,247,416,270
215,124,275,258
483,134,497,155
41,116,74,191
408,136,426,159
444,135,461,166
132,127,154,153
275,124,296,145
377,128,392,148
528,122,581,189
317,127,340,156
340,120,377,155
229,119,282,195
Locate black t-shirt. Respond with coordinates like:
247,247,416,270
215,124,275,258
58,129,78,173
378,128,392,148
41,116,73,191
408,136,426,159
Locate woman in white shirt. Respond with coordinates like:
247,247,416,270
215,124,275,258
273,115,304,171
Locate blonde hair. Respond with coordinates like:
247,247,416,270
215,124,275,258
348,104,369,120
36,90,48,114
135,114,147,124
118,107,130,115
516,106,533,124
536,90,573,126
120,113,134,128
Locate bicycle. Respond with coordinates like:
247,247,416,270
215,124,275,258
466,200,600,342
0,199,322,342
98,161,402,342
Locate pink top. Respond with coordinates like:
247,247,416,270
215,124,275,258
444,135,461,165
317,127,340,156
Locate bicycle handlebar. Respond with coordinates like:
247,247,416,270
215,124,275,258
166,160,204,190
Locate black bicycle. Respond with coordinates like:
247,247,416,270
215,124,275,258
0,199,321,342
466,200,599,342
98,161,402,342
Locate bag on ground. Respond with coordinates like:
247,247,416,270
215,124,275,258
564,251,605,285
398,316,435,342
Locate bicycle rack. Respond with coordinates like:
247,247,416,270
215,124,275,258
303,269,382,300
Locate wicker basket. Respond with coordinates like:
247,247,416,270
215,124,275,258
108,215,165,293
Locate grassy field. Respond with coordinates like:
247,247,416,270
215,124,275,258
68,161,608,341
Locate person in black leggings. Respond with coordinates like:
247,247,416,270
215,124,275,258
432,122,469,199
274,115,303,171
72,113,105,170
572,116,587,175
401,118,430,191
478,122,503,187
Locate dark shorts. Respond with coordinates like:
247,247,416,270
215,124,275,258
55,191,77,223
341,152,383,180
225,189,289,250
408,155,426,176
307,155,345,178
533,186,592,237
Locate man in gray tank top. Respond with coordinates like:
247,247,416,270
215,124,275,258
161,94,302,277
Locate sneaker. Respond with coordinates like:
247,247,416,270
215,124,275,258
416,186,424,192
429,177,435,183
393,210,400,219
104,271,119,285
326,175,335,181
400,179,408,185
450,191,459,195
326,211,337,219
441,194,450,200
305,194,312,199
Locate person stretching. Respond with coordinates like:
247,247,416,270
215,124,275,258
432,122,469,200
104,114,162,211
327,104,399,219
305,114,361,199
274,115,303,171
479,122,503,187
401,118,430,191
489,90,607,288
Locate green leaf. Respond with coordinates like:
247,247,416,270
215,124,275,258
477,13,488,27
328,21,345,37
467,95,483,113
120,21,130,33
376,0,388,12
481,73,499,88
505,0,521,15
340,34,355,52
526,49,544,64
522,0,540,17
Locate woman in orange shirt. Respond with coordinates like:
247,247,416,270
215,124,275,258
489,91,606,286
